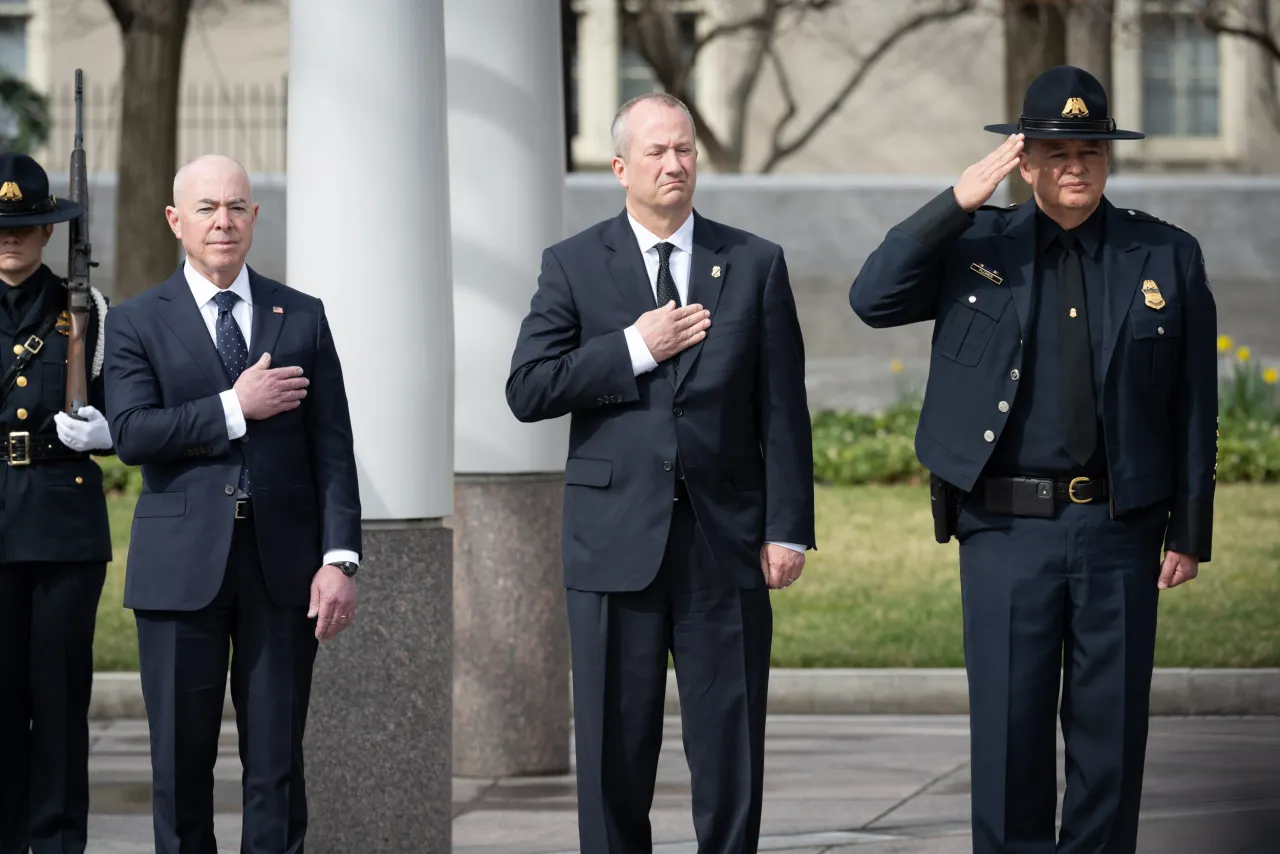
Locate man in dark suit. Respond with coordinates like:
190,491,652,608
0,152,113,854
103,154,362,854
507,92,816,854
849,67,1218,854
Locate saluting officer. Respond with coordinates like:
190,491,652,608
850,66,1218,854
0,152,113,854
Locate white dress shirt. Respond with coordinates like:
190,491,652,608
185,260,360,569
617,216,805,557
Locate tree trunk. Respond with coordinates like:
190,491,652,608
109,0,193,300
1066,0,1113,99
1004,0,1067,203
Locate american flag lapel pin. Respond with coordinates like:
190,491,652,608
272,306,284,314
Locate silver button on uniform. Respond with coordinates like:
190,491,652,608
1157,327,1165,335
968,295,977,304
998,401,1010,412
983,430,995,442
1010,369,1020,380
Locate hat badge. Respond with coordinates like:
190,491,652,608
0,182,23,202
1061,97,1089,119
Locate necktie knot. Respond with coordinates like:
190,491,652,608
213,290,240,313
656,242,674,264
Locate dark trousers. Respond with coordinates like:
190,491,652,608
135,514,318,854
0,560,106,854
566,484,773,854
956,497,1169,854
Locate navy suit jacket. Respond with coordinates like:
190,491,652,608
850,190,1218,560
506,210,816,592
104,266,361,610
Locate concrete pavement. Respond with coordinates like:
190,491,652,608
87,715,1280,853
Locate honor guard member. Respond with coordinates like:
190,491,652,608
0,152,113,854
850,66,1218,854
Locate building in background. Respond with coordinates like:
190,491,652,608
3,0,1277,175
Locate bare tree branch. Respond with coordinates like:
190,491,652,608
1192,0,1280,133
104,0,134,29
759,0,978,173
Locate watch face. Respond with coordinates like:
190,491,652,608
334,561,358,577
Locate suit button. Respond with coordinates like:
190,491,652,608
1157,326,1165,335
673,407,683,416
15,375,25,387
998,400,1009,412
663,461,673,471
224,485,235,495
597,397,603,404
983,430,995,442
968,295,977,304
1010,369,1020,381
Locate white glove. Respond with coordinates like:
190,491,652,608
54,405,113,452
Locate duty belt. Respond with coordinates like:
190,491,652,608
977,474,1109,517
0,431,89,466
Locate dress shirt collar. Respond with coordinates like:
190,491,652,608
627,209,695,257
1035,200,1105,260
184,259,252,308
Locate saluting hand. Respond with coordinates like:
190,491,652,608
1158,550,1199,589
234,353,310,420
636,301,711,363
954,133,1025,212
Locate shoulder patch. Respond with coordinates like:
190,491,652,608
1124,208,1190,235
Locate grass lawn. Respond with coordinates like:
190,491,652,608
94,484,1280,671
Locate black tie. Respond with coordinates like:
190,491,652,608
4,285,26,325
213,290,252,494
1057,231,1097,466
655,242,681,375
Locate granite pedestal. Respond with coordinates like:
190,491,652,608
304,521,453,854
452,473,570,777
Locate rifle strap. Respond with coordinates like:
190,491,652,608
0,308,61,410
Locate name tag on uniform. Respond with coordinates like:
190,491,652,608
970,262,1003,285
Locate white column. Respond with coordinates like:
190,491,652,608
445,0,572,778
288,0,454,520
573,0,621,168
448,0,568,474
289,2,454,850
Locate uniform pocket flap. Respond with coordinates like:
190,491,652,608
565,457,612,487
1130,305,1182,339
943,286,1011,321
134,491,186,518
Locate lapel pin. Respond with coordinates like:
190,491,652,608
711,265,721,278
1141,280,1165,310
272,306,284,314
970,262,1003,285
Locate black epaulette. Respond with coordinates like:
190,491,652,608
1122,208,1191,235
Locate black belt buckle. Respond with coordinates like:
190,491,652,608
983,476,1055,517
7,431,30,466
234,499,251,520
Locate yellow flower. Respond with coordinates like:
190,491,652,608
1217,335,1233,353
1237,346,1252,363
1264,367,1278,385
890,359,903,375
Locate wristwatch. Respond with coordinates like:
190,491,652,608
331,560,359,578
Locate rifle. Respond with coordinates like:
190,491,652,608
64,68,95,417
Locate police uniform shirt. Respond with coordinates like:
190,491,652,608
988,204,1108,477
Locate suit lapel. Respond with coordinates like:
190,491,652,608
248,268,284,363
157,267,232,391
604,211,659,320
989,200,1038,335
1101,200,1149,380
674,213,726,392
